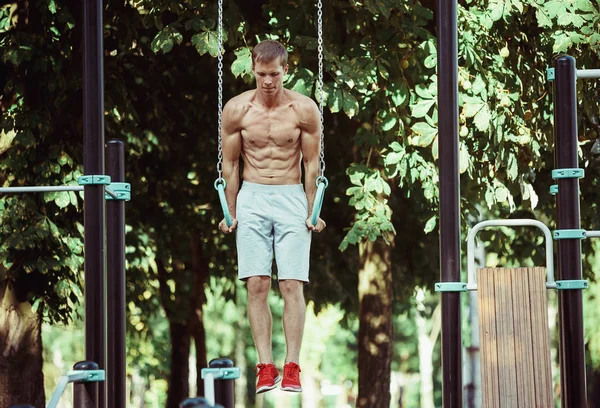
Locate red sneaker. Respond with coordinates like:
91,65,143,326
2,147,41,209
255,363,281,394
281,362,302,392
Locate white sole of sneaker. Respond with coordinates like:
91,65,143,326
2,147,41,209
280,386,303,392
256,376,281,394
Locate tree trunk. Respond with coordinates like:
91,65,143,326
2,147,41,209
166,322,191,408
356,240,393,408
0,281,45,408
158,260,191,408
190,233,208,397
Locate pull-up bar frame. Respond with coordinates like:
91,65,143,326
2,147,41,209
0,185,118,199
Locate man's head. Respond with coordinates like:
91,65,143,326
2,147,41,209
252,40,289,96
252,40,288,68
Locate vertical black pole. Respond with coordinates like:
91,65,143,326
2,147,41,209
83,1,106,407
210,358,234,408
106,140,126,408
73,361,100,408
553,55,587,407
437,0,462,406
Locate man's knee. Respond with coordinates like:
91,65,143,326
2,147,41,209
279,279,304,300
247,276,271,299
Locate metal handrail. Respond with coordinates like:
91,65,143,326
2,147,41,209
467,219,555,291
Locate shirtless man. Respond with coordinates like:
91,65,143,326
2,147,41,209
218,40,326,394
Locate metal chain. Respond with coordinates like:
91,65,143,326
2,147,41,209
317,0,325,178
216,0,224,180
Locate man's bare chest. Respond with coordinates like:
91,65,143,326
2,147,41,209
240,109,301,146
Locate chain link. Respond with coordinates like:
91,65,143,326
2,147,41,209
216,0,224,179
317,0,325,177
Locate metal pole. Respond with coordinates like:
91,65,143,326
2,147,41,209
73,361,99,408
553,55,587,407
0,186,84,193
437,0,462,406
83,0,106,407
105,140,126,408
210,358,234,408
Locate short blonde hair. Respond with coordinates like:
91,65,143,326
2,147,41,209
252,40,288,67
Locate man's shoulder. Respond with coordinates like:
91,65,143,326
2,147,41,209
224,91,254,117
285,89,318,112
226,90,254,107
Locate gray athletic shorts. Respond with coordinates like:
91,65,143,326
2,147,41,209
236,182,311,282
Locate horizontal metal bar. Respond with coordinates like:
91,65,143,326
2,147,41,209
586,231,600,238
0,186,84,193
577,69,600,79
0,186,122,198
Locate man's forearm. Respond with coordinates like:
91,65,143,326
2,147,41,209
223,162,239,218
304,162,318,218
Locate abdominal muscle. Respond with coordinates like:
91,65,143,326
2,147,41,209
241,140,302,185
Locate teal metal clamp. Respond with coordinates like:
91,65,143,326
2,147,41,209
553,229,586,240
434,282,468,292
78,175,112,185
105,182,131,201
201,366,241,406
555,280,588,290
201,367,241,380
547,68,555,81
552,168,584,179
550,185,558,195
47,369,105,408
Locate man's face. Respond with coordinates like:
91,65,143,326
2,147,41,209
252,58,288,95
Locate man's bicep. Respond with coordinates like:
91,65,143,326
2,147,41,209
222,130,241,161
221,104,242,160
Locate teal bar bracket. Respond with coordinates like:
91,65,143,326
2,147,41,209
550,185,558,195
555,280,588,290
78,175,112,185
552,168,584,179
105,182,131,201
434,282,468,292
553,229,586,240
47,370,105,408
547,67,555,81
201,367,241,380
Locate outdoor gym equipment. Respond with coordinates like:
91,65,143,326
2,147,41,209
436,21,600,408
5,1,129,407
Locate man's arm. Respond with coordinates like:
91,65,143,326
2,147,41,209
299,98,325,231
220,100,243,232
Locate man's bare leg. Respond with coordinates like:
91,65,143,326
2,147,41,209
279,279,306,363
247,276,274,363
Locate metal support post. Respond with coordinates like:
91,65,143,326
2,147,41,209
553,55,587,407
73,361,100,408
83,0,106,407
437,0,462,406
205,358,236,408
105,140,126,408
